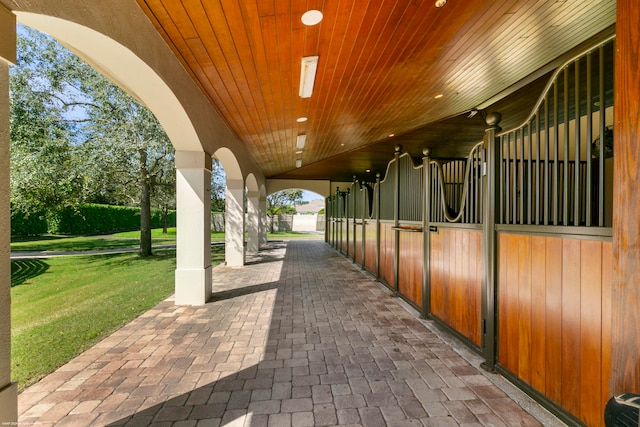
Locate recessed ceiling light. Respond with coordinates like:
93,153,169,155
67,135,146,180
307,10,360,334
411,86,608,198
296,150,303,154
301,10,323,26
435,0,446,7
434,94,444,99
388,133,395,138
366,169,371,173
297,116,308,123
296,159,302,168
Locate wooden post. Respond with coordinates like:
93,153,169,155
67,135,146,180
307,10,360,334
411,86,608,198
422,148,432,319
482,112,502,371
611,0,640,396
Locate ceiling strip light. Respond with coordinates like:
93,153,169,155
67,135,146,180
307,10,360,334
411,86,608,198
296,134,306,149
299,56,319,98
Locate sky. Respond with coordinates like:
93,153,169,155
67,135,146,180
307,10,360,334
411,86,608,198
301,190,323,202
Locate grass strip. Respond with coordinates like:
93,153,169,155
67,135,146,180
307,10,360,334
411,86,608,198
11,247,224,391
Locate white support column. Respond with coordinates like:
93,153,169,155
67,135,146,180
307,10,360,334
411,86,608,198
175,151,212,305
259,194,268,245
246,188,259,253
225,178,245,266
0,5,17,423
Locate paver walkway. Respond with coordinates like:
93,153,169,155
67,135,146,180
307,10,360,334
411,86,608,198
17,240,563,426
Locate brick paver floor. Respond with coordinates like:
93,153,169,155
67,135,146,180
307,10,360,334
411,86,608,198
17,240,564,426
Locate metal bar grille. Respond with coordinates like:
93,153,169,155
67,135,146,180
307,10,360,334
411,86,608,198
428,142,485,224
496,37,614,228
398,154,424,222
379,160,396,220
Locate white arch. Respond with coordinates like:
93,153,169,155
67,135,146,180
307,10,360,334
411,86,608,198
214,148,245,266
246,173,261,253
15,13,203,152
266,179,331,198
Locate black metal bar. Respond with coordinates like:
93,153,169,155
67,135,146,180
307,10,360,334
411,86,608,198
598,45,605,227
499,137,504,224
574,59,581,226
512,134,517,223
481,112,501,372
535,113,541,225
505,135,511,224
393,146,401,297
375,176,381,280
518,129,524,224
563,67,570,225
422,149,432,320
544,95,550,225
586,53,593,227
553,80,560,225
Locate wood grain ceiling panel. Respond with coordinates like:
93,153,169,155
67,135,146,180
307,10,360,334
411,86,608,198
136,0,616,182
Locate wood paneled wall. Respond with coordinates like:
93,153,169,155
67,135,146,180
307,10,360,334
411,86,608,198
354,223,363,265
430,228,483,346
397,230,423,307
364,221,377,274
340,221,348,254
379,222,395,288
498,234,612,426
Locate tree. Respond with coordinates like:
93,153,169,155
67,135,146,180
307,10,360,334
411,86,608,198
266,189,303,232
10,26,175,256
211,158,226,213
9,29,83,218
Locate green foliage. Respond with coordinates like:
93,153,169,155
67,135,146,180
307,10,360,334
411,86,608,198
266,189,303,216
48,204,176,235
10,208,48,237
10,25,178,254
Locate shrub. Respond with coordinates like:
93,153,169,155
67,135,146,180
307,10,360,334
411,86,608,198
10,209,48,237
50,204,176,235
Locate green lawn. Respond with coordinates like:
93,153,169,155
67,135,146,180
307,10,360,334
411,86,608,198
9,228,321,390
11,246,225,391
10,228,322,252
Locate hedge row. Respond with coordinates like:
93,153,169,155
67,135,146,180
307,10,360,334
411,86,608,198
11,204,176,237
10,210,48,237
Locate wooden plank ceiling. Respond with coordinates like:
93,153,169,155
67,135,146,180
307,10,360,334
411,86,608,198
137,0,616,182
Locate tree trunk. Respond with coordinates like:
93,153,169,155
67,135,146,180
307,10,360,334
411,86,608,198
139,151,152,257
162,206,168,234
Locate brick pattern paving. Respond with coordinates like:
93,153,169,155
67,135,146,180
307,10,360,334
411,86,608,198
18,241,551,426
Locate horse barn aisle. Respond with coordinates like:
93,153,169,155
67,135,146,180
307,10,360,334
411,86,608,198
17,241,562,426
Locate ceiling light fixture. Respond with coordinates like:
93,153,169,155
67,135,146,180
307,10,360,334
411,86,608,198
301,10,323,26
297,116,308,123
299,56,319,98
435,0,446,7
434,93,444,99
296,159,302,168
296,134,306,149
388,133,395,138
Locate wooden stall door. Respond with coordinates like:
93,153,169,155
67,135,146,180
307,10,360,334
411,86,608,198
397,231,423,308
429,227,483,346
364,221,377,274
379,222,395,289
497,234,612,426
